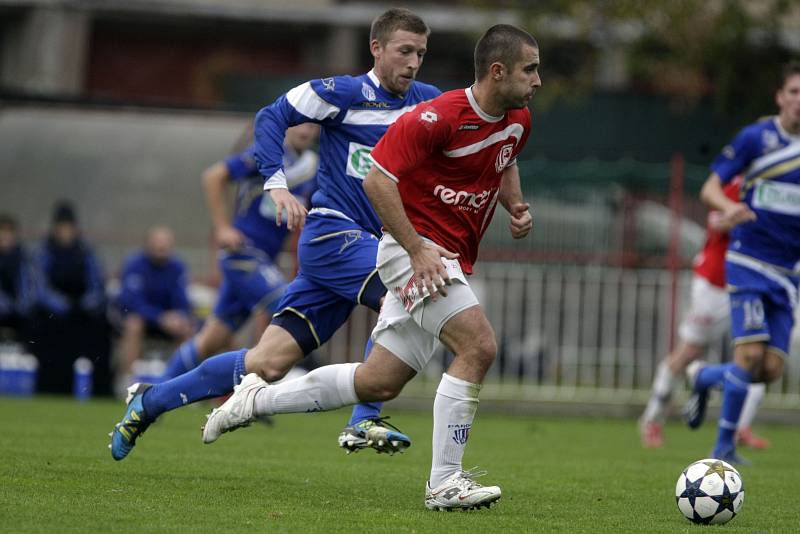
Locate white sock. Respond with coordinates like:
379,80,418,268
430,373,481,488
738,382,766,430
642,361,678,423
253,363,359,416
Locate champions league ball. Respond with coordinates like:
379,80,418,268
675,459,744,525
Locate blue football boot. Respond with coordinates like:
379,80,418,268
110,383,153,461
712,445,752,467
337,416,411,455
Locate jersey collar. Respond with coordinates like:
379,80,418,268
367,69,381,89
774,116,800,142
368,69,409,98
466,86,503,123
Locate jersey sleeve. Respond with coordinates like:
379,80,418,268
369,103,450,182
254,76,354,189
284,149,319,190
710,127,758,183
224,144,259,181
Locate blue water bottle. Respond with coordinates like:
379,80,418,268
0,352,12,394
73,357,93,401
18,353,38,396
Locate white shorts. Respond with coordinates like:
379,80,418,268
371,234,479,372
678,275,730,345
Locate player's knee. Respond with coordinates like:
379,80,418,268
353,368,404,402
248,357,289,383
363,379,403,402
733,344,765,373
467,334,497,368
245,345,293,383
759,352,784,383
668,343,703,372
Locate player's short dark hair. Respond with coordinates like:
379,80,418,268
370,8,429,45
474,24,538,80
52,200,77,225
780,61,800,88
0,214,18,231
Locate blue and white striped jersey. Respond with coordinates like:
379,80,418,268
254,70,440,236
711,116,800,271
225,143,317,260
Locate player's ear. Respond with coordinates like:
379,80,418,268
370,39,382,60
490,62,505,82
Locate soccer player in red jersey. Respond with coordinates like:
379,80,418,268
203,24,540,511
640,175,770,449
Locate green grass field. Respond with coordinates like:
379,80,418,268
1,397,798,533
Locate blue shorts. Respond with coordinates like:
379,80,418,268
213,249,287,331
272,212,386,354
726,260,799,357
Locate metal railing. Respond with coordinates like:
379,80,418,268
315,263,800,410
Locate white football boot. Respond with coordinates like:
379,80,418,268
202,373,267,443
424,469,501,511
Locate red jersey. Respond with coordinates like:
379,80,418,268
692,176,742,287
369,87,531,274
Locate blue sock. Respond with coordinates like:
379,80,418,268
695,363,732,391
160,339,200,381
347,337,382,425
714,365,752,455
142,349,247,419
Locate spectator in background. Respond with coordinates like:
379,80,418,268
0,214,37,343
34,201,112,395
117,226,194,390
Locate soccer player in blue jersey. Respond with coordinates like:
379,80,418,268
110,8,439,460
682,62,800,464
158,124,318,382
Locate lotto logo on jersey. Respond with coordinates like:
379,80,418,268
496,143,514,172
420,110,438,123
434,184,492,212
346,142,375,180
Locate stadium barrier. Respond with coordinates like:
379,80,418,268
315,263,800,415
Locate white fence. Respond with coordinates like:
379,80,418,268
315,263,800,409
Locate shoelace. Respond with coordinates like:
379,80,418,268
364,416,405,433
456,467,488,489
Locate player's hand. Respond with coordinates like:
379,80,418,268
409,243,459,301
159,311,193,338
721,202,757,229
270,188,307,231
509,202,533,239
215,225,245,250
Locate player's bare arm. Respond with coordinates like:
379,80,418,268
700,173,756,228
498,164,532,239
707,210,736,233
203,161,245,250
364,165,458,299
269,187,307,231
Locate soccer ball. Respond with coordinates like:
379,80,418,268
675,458,744,525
